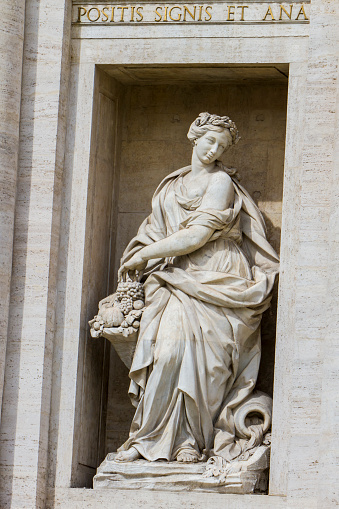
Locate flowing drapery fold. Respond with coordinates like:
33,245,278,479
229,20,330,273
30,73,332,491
118,165,279,462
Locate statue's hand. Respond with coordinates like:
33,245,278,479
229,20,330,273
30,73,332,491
118,252,147,282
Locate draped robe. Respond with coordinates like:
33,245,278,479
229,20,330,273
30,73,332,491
117,165,279,462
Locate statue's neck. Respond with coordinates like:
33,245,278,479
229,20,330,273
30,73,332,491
191,152,216,176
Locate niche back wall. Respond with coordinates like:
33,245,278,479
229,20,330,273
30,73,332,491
106,80,287,454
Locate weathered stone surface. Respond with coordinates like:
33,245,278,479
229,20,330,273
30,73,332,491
0,0,25,418
0,1,71,508
48,487,317,509
0,0,338,507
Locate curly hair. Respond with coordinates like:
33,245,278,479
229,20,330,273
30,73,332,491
187,112,240,146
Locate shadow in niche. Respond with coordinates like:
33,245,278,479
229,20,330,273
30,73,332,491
256,212,281,398
105,351,134,454
0,2,40,508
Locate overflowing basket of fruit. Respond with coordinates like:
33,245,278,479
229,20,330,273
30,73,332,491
88,279,145,369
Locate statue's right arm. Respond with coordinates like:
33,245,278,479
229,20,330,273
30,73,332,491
118,172,233,276
135,172,233,261
137,224,213,261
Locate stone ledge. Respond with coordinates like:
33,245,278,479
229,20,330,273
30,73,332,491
48,488,318,509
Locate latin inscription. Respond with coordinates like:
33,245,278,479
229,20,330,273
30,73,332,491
73,3,310,24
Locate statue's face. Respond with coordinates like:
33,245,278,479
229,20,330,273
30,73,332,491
194,129,232,165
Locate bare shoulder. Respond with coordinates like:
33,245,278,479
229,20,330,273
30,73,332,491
209,169,233,187
202,170,234,210
208,170,234,197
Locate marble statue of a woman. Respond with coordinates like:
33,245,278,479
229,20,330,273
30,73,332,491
96,113,279,469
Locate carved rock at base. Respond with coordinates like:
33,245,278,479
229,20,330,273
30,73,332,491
93,444,270,494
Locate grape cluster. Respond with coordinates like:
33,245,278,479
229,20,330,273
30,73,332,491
116,281,145,317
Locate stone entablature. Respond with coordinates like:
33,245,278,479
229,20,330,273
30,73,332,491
72,2,310,25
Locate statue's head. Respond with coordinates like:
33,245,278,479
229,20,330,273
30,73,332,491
187,112,240,148
187,112,240,165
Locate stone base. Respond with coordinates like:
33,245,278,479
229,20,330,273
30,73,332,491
93,448,269,494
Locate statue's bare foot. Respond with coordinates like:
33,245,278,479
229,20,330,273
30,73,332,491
176,451,199,463
115,447,141,462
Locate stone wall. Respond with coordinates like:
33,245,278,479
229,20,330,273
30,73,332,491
270,1,339,502
0,0,25,417
0,1,71,507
